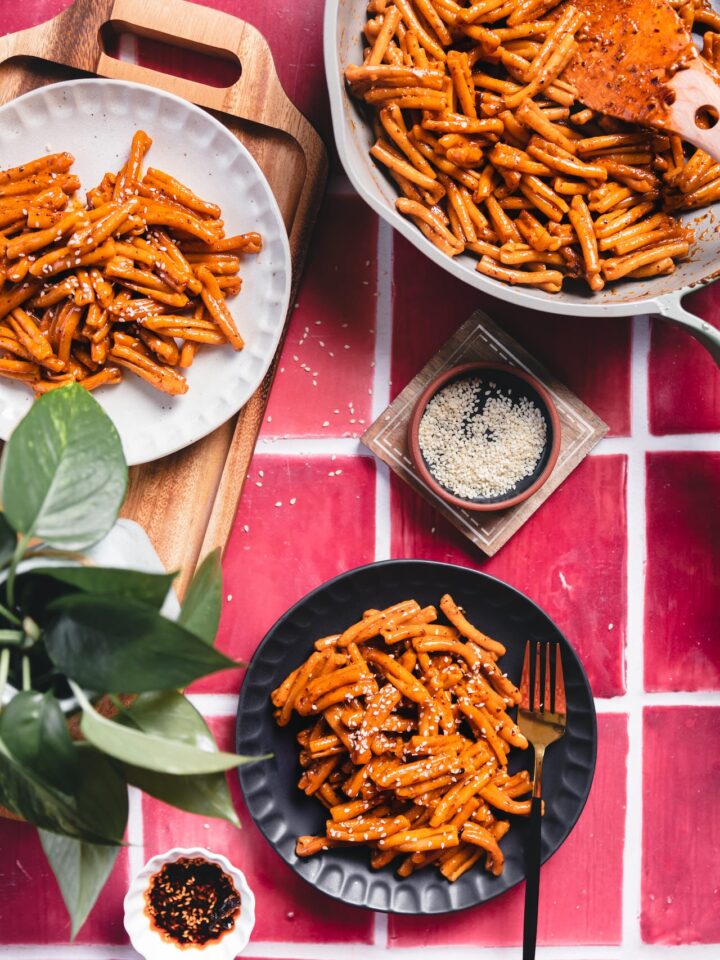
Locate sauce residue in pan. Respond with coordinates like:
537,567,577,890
145,856,242,948
564,0,697,126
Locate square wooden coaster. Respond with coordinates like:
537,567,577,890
362,309,608,556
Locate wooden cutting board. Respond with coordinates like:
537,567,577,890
0,0,327,594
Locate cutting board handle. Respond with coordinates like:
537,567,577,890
0,0,314,145
98,0,297,136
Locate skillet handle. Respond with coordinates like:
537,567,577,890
654,293,720,368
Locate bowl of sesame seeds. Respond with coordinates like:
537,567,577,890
408,362,561,512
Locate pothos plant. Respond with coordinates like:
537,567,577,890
0,383,257,939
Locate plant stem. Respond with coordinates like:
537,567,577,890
21,655,31,692
0,648,9,705
5,533,31,613
0,600,20,627
0,630,23,644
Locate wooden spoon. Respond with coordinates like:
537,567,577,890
564,0,720,160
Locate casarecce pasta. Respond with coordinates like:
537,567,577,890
272,594,532,882
0,133,262,395
345,0,720,292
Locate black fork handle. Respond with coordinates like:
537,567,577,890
522,796,543,960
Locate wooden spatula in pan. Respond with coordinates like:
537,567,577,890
564,0,720,160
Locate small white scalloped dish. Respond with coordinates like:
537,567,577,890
0,78,291,465
124,847,256,960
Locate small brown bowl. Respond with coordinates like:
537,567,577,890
407,362,561,512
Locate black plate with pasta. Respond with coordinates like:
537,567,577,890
236,560,596,914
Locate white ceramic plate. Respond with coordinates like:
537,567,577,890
124,847,256,960
0,79,291,465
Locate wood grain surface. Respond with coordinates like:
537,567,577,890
0,0,327,594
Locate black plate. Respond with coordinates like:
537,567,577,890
236,560,596,914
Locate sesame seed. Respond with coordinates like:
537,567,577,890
418,376,547,500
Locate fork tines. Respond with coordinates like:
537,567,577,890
519,641,567,715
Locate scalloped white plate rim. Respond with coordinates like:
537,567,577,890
0,78,291,465
123,846,256,959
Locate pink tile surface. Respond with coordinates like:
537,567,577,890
642,707,720,944
648,284,720,435
141,717,373,945
261,197,378,439
391,235,631,436
389,714,627,947
191,454,376,693
3,0,720,954
391,455,627,698
0,818,128,945
645,453,720,691
0,0,70,31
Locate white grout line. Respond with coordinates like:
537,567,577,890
255,432,720,458
116,30,138,65
621,314,651,958
374,217,395,944
594,691,720,711
374,914,390,952
4,941,720,959
186,693,240,716
595,433,720,454
255,431,720,458
256,436,366,455
188,691,720,720
372,218,395,570
125,787,145,880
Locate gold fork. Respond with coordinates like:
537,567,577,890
517,641,567,960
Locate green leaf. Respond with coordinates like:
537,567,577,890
0,691,79,792
45,595,237,693
123,767,241,827
179,549,222,645
0,383,127,550
39,831,120,940
0,512,15,567
72,744,129,839
119,691,217,748
117,692,240,827
71,683,258,776
0,740,126,844
28,567,175,610
38,745,127,938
